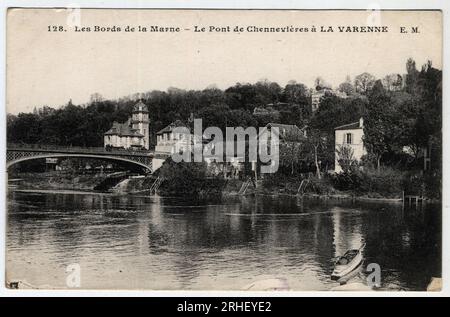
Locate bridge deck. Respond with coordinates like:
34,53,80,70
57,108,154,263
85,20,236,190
7,143,154,157
7,143,154,171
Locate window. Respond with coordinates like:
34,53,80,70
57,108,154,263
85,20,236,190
346,133,353,144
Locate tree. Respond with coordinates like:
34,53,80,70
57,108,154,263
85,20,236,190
336,145,358,173
90,93,104,104
314,77,331,90
224,83,257,111
309,94,367,170
283,82,308,104
338,76,355,95
305,129,327,179
254,79,282,105
382,73,403,92
405,58,419,94
279,128,306,175
354,72,376,94
363,80,396,170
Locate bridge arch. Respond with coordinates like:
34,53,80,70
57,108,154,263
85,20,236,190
6,153,152,173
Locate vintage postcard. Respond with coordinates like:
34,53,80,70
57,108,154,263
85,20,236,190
5,8,442,292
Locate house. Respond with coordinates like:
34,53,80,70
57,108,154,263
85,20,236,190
202,123,306,179
334,117,366,173
259,122,307,140
203,140,247,179
104,101,150,150
152,120,202,171
155,120,202,154
257,123,307,176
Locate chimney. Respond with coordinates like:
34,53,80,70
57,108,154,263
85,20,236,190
359,117,364,128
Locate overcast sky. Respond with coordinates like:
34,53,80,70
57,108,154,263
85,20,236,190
7,9,442,114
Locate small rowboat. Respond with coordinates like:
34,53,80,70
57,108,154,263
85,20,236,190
331,243,366,280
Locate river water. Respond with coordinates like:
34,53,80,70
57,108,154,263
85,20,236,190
6,190,441,291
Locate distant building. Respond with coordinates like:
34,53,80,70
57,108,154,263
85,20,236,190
253,102,295,119
311,88,347,113
334,118,366,173
104,101,150,150
381,73,405,92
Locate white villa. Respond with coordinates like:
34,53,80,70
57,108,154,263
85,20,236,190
104,101,150,150
334,117,366,173
152,120,202,171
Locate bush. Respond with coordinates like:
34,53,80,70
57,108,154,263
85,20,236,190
402,170,441,199
157,158,225,198
358,167,403,197
332,167,404,198
262,173,305,194
331,171,363,191
305,177,335,195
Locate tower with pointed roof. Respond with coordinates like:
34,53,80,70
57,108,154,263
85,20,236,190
131,100,150,149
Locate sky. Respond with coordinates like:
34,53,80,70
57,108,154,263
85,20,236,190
6,9,442,114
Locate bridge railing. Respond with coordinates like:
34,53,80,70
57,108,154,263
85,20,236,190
7,143,153,156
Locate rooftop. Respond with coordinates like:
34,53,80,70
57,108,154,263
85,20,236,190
156,120,189,135
104,118,144,137
132,100,149,113
262,123,306,139
335,119,363,130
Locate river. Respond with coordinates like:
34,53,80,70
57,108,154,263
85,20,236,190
6,190,441,291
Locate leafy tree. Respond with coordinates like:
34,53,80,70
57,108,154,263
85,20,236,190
382,74,403,92
309,94,367,169
254,79,283,105
405,58,419,94
305,129,328,179
363,80,399,170
354,72,376,94
338,76,355,95
283,81,309,104
314,77,331,90
279,128,307,175
336,144,358,173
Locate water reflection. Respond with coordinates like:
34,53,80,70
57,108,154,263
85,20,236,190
7,190,441,290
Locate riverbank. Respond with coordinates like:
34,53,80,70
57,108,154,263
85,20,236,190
9,172,438,204
8,172,109,191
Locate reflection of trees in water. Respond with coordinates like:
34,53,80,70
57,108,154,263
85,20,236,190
8,192,441,290
359,203,441,290
144,195,339,279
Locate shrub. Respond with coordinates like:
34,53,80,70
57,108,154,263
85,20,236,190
332,167,404,198
157,158,225,198
305,176,335,195
331,171,363,191
357,167,403,197
402,170,441,199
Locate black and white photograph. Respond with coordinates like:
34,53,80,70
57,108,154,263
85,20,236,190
3,7,443,293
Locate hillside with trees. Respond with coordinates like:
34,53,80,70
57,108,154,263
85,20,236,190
7,58,442,198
